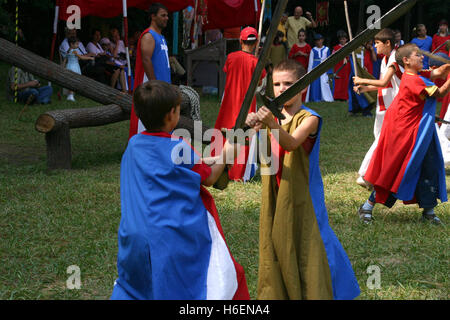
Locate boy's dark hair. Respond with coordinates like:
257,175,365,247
374,28,395,48
395,43,419,67
67,36,78,46
297,28,306,37
149,2,168,19
273,59,306,80
133,80,181,130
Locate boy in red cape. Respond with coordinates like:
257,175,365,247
112,80,249,300
213,27,266,181
359,43,450,225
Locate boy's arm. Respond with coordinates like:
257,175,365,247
429,76,450,98
353,65,396,87
140,32,156,80
429,64,450,80
256,106,319,152
201,140,238,187
354,84,379,93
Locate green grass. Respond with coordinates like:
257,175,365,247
0,61,449,300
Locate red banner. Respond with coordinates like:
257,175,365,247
316,1,329,26
56,0,194,20
202,0,261,30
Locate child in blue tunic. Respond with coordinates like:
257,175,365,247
64,37,94,101
411,24,433,69
305,33,334,102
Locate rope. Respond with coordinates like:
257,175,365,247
179,85,201,121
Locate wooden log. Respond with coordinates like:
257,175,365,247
35,104,210,142
35,104,129,133
45,123,72,169
35,104,212,170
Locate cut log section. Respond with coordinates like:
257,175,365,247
35,104,211,169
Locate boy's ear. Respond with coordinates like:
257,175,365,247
402,56,409,66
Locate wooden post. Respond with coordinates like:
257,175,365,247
45,123,72,169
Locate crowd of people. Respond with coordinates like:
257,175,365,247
269,9,450,117
112,3,450,301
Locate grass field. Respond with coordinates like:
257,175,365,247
0,61,448,300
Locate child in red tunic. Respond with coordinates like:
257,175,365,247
359,43,450,225
213,27,266,181
331,31,351,101
288,29,311,70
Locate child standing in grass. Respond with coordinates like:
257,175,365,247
245,59,360,300
352,29,403,208
111,80,249,300
305,33,333,102
361,44,450,225
64,37,94,102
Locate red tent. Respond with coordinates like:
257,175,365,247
56,0,192,20
51,0,261,89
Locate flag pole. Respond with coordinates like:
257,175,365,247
123,0,132,93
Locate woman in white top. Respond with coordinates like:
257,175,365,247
86,29,106,56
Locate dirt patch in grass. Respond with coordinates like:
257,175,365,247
0,143,44,165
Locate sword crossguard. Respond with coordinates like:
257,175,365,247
257,92,286,120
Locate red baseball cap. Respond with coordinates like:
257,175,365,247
240,27,258,41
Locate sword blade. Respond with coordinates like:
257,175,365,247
269,0,418,110
233,0,289,129
420,50,450,64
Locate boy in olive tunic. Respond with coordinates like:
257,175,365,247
246,60,360,300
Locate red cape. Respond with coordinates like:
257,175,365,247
332,44,351,100
128,27,151,140
213,50,265,181
365,72,447,204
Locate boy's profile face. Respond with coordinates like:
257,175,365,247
273,70,303,107
404,50,423,71
374,40,390,55
167,105,180,131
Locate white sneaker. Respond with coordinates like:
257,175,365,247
356,176,373,191
67,94,75,102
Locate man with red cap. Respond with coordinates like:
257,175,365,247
213,27,266,181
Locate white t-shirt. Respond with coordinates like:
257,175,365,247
86,41,104,55
374,49,403,137
111,40,127,66
59,38,87,58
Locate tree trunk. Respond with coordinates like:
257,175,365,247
45,124,72,170
35,105,129,133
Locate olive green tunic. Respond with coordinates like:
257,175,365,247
257,109,333,300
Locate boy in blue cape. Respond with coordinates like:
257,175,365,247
111,80,249,300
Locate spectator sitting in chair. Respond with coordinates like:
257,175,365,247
6,66,52,105
100,37,127,92
59,27,107,85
